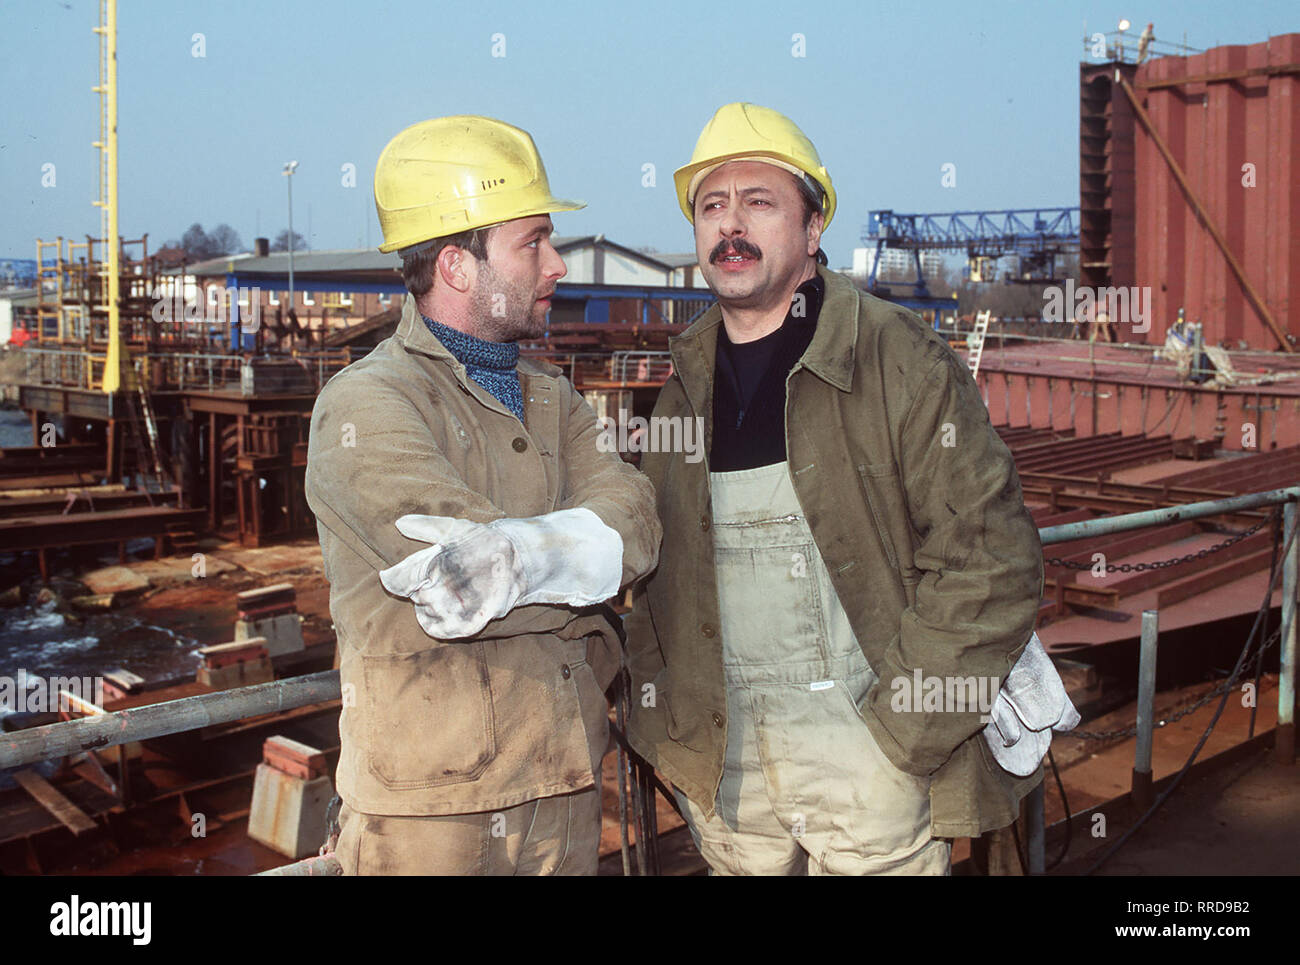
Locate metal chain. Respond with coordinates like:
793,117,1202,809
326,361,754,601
1046,516,1269,572
1062,625,1281,742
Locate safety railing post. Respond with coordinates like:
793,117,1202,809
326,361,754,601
1132,609,1159,807
1278,503,1297,763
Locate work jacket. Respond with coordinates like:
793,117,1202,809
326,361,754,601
625,265,1044,838
305,293,661,816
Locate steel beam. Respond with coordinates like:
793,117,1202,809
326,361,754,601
0,671,341,770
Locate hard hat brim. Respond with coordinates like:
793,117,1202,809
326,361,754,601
377,197,586,253
673,151,835,228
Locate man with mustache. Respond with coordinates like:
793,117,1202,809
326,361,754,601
625,103,1074,875
306,115,661,874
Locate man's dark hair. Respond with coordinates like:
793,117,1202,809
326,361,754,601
793,175,830,267
399,226,493,296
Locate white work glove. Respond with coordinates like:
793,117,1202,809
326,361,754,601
378,507,624,639
982,631,1081,776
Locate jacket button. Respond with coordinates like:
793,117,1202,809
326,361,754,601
512,437,528,453
700,515,710,531
712,712,724,728
561,664,571,680
701,623,715,638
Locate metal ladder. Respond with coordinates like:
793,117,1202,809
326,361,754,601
130,358,166,490
967,309,992,378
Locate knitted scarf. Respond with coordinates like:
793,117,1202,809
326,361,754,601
421,314,524,422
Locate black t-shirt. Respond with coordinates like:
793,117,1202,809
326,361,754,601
711,274,825,471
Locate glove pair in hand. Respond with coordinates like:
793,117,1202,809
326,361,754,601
982,631,1081,776
378,507,623,639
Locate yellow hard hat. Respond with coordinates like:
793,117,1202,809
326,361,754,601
674,102,836,229
374,115,584,253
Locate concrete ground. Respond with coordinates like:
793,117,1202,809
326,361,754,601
1051,743,1299,875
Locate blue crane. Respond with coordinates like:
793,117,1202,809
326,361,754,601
862,207,1079,297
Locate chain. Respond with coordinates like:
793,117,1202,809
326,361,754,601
1062,625,1281,742
1046,516,1269,572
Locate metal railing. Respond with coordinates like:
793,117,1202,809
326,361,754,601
1,485,1295,874
289,351,354,390
11,347,353,394
1026,484,1299,874
609,351,673,384
146,352,244,392
20,347,100,389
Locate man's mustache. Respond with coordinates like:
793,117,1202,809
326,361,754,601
709,239,763,264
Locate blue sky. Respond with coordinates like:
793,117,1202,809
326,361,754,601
1,0,1294,266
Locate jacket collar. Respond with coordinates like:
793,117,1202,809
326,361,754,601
394,292,561,379
668,263,859,405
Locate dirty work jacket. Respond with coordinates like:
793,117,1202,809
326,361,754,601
305,293,661,817
625,265,1044,838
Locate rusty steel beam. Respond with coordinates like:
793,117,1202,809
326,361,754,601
1020,472,1231,504
1057,583,1121,607
1028,507,1094,526
0,671,341,770
1137,61,1300,90
1155,548,1277,608
0,490,177,520
1095,531,1272,598
1007,431,1125,456
1044,443,1175,470
0,506,207,552
1045,520,1204,569
1046,446,1177,475
1160,456,1300,494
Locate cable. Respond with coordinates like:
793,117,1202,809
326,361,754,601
1082,508,1297,875
1044,747,1072,871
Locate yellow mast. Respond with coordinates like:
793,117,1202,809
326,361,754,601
93,0,121,393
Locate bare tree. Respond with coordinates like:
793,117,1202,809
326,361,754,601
271,229,308,253
207,224,243,256
166,222,243,260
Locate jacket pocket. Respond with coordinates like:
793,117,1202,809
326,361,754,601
655,668,706,751
856,461,921,582
361,644,497,790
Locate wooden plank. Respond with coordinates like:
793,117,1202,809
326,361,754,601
12,770,98,836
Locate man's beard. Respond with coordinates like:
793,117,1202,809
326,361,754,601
472,261,547,343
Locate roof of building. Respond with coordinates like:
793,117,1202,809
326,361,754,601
165,249,400,277
167,236,695,278
166,237,704,285
0,287,40,306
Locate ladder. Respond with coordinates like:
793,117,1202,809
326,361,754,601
129,358,166,491
967,310,992,379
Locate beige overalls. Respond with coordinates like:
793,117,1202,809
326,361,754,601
675,461,952,875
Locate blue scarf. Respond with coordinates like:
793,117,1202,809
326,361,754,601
421,314,524,422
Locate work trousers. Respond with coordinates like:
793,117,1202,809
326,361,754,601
675,461,951,876
336,781,602,875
